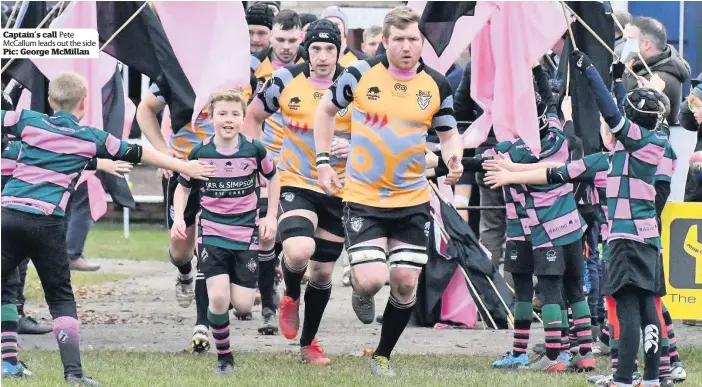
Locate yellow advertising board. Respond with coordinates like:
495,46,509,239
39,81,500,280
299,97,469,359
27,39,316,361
661,202,702,319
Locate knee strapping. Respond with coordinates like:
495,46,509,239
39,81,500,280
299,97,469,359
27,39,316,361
168,247,192,267
388,245,427,269
278,216,315,241
311,238,344,263
347,245,387,266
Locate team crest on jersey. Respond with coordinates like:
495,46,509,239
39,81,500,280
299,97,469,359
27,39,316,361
350,216,363,232
246,257,258,273
416,90,432,110
282,192,295,202
338,107,348,117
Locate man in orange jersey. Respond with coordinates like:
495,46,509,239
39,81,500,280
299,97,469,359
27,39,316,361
314,6,463,376
243,20,350,365
136,75,256,353
248,8,306,334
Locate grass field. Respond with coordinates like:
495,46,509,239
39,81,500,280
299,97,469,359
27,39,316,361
0,350,684,387
84,222,167,262
23,268,128,302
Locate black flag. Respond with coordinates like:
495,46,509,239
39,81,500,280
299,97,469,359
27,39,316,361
418,1,476,57
558,1,615,154
97,2,195,132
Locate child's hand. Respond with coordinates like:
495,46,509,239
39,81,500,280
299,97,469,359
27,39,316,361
483,168,514,189
482,157,515,172
97,159,133,177
260,215,278,242
171,219,188,240
331,137,350,159
184,160,217,180
561,96,573,122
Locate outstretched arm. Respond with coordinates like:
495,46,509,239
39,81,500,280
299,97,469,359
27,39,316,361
571,50,624,132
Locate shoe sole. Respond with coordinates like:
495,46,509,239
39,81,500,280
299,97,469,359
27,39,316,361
192,338,210,354
258,326,278,335
352,295,375,324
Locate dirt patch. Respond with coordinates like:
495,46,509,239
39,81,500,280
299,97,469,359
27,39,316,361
19,259,702,356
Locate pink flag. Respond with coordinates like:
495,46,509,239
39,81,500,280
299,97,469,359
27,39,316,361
32,1,118,221
155,2,250,125
463,2,567,156
408,1,497,75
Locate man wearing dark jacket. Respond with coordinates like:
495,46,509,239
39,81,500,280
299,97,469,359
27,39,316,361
623,16,691,126
681,74,702,203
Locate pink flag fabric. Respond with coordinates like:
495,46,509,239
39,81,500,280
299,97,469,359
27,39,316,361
464,2,567,156
407,1,497,75
31,1,118,221
154,2,250,125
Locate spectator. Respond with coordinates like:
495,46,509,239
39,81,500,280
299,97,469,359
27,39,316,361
681,73,702,203
320,6,367,66
300,13,317,34
361,25,382,57
247,3,274,54
623,16,691,126
613,10,632,58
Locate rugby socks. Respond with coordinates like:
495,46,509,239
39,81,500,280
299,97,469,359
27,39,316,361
208,309,232,363
281,256,306,301
600,323,611,346
299,279,332,347
512,302,532,355
568,307,578,350
258,249,277,312
53,316,83,377
661,303,681,364
560,309,571,353
1,304,19,365
374,294,415,359
195,270,209,327
542,304,562,361
571,301,593,355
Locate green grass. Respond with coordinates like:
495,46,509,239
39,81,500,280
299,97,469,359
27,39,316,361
5,348,700,387
84,222,168,261
23,267,128,302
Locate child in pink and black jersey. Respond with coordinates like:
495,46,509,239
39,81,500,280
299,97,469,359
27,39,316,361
172,90,280,376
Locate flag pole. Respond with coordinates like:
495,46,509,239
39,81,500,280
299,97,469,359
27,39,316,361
559,1,638,78
609,12,653,76
0,0,65,74
561,3,577,51
4,1,20,29
99,1,152,52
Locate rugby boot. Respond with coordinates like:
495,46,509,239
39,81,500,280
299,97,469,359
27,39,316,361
670,361,686,383
367,355,396,377
568,351,596,372
65,374,100,386
258,308,278,335
18,315,52,335
300,339,331,366
528,354,567,373
278,294,300,339
214,359,235,376
351,291,375,324
2,361,32,378
493,351,529,369
191,324,210,354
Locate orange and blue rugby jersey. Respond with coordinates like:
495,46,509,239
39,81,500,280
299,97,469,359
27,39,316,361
328,55,456,208
257,63,351,196
251,47,306,161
